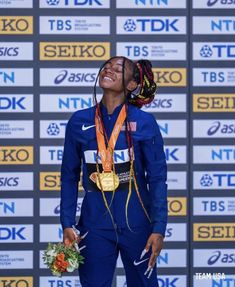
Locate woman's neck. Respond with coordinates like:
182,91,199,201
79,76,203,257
101,92,125,114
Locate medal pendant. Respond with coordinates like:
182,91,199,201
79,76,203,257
96,171,119,191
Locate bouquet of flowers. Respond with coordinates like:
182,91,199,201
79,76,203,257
43,241,84,277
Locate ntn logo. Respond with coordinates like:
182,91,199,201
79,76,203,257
0,71,14,83
136,0,169,5
59,97,92,109
212,19,235,31
0,201,15,213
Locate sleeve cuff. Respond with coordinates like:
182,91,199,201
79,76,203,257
151,224,167,238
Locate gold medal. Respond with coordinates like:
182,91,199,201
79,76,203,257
96,171,119,191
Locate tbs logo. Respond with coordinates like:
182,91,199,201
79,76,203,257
125,45,149,57
201,200,225,212
201,71,224,83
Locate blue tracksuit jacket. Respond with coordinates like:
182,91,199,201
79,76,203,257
60,103,167,237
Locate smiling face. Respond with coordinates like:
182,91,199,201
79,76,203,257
99,57,136,94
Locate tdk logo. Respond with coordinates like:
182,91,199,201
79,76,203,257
158,277,180,287
208,121,235,136
211,19,235,32
47,0,60,4
47,123,61,136
207,0,235,6
47,0,103,5
124,18,179,32
200,174,213,187
200,45,213,57
0,227,26,240
200,44,235,58
200,173,235,187
0,96,26,110
165,148,179,161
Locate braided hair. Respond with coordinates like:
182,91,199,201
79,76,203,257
128,59,157,108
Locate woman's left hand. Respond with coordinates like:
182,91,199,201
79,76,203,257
144,233,164,268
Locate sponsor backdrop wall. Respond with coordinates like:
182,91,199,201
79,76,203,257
0,0,234,287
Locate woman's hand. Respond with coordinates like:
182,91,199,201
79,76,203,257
63,227,81,246
145,233,164,268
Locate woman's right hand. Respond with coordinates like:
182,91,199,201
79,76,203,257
63,227,81,246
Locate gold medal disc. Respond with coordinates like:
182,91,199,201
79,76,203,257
96,171,119,191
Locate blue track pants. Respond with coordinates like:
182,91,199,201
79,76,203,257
78,225,159,287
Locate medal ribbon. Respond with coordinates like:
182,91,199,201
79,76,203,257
95,104,126,172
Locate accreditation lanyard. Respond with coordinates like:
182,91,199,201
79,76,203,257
95,104,126,172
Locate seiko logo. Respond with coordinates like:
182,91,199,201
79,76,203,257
0,147,33,164
0,17,32,33
195,224,235,240
42,43,107,59
195,95,235,110
0,278,32,287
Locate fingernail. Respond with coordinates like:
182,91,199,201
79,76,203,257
144,266,151,276
140,249,147,259
147,268,153,279
81,231,89,239
78,245,86,252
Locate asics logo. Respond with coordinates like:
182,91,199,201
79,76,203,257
82,124,95,131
